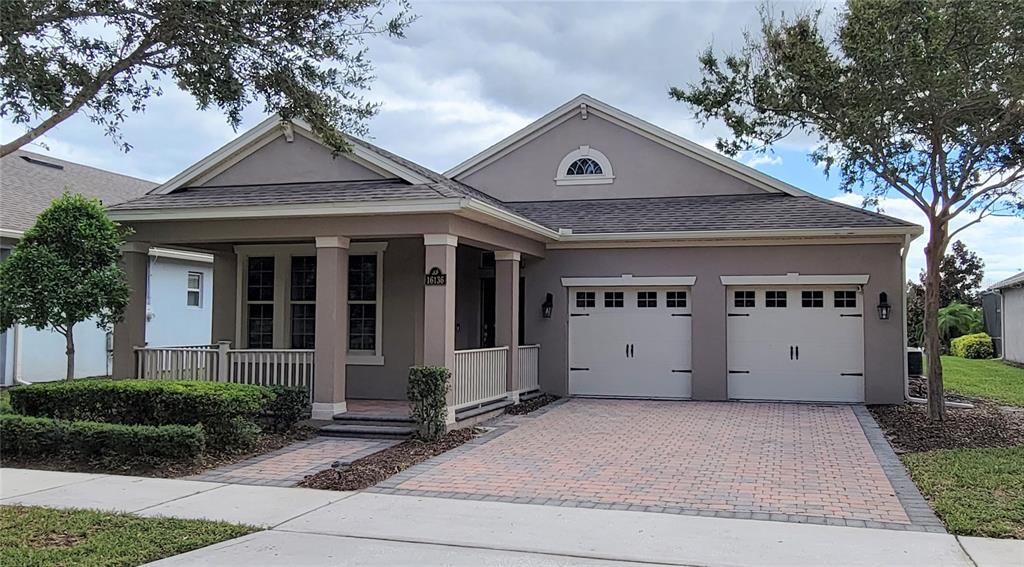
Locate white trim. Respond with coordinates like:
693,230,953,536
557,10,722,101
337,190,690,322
494,251,521,262
547,235,908,249
149,247,214,263
315,236,350,249
555,145,615,186
719,273,870,286
312,401,347,420
555,226,923,242
424,234,458,247
0,228,25,239
152,116,431,194
186,271,203,308
347,245,386,363
350,241,388,254
561,275,697,287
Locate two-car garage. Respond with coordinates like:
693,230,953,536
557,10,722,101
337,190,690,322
565,276,867,403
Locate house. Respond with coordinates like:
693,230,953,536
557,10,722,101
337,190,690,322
0,150,214,384
983,272,1024,364
106,94,922,422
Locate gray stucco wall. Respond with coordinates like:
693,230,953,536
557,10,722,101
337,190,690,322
203,135,385,187
521,242,907,405
347,237,423,400
1002,287,1024,365
458,113,765,202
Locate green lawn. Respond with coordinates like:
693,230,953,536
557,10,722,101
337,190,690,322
0,505,258,567
902,445,1024,538
941,356,1024,406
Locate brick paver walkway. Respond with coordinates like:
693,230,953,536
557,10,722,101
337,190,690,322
383,400,914,526
191,437,395,487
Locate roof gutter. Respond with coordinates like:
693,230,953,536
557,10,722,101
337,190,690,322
107,198,465,222
552,225,924,242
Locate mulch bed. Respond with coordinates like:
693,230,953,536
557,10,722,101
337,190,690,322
907,375,975,404
506,393,560,415
869,401,1024,454
3,427,318,478
299,428,480,491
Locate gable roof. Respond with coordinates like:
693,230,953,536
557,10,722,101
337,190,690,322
445,94,812,198
507,194,916,235
1,150,156,234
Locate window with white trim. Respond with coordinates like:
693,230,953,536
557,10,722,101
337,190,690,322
734,290,755,308
348,254,378,352
666,291,687,308
555,145,614,185
834,290,857,308
604,291,624,308
245,257,275,348
637,291,657,308
765,290,787,308
186,271,203,307
801,290,824,308
289,256,316,349
576,291,596,308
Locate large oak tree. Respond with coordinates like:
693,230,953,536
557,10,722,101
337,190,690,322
0,0,412,156
671,0,1024,420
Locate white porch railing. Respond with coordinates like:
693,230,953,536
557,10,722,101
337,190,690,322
227,349,314,391
135,345,218,381
515,344,540,393
134,343,314,400
452,347,508,410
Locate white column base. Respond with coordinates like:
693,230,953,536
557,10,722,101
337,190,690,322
312,401,347,420
509,390,521,404
445,406,457,425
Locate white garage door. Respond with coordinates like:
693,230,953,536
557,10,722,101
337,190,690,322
727,286,865,402
569,287,692,398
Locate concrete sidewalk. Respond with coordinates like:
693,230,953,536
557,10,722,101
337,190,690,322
2,468,1021,567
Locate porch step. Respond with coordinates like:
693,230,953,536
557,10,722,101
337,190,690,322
318,423,415,440
332,414,414,427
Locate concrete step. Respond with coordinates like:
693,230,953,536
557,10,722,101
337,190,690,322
318,423,415,440
332,414,414,428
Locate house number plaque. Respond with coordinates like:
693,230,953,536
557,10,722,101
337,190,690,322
425,267,447,286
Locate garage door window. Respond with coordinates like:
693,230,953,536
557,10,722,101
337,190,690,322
604,291,624,308
801,290,824,308
666,291,687,308
576,291,596,308
734,290,755,308
834,290,857,308
765,290,787,308
637,291,657,308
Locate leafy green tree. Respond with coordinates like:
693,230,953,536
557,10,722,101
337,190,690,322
936,303,983,342
0,194,131,380
907,240,985,346
0,0,412,157
671,0,1024,420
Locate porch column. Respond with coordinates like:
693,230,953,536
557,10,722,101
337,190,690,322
211,249,237,344
423,234,457,421
112,242,149,378
495,251,521,402
312,236,349,419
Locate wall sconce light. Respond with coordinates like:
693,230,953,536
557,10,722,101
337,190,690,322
541,293,553,319
877,292,892,320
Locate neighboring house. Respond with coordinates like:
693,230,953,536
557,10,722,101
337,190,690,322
107,94,922,422
0,150,213,384
984,272,1024,364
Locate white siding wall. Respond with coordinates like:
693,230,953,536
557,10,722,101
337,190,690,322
146,257,214,347
1003,288,1024,365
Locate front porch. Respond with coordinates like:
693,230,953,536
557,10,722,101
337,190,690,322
117,231,543,423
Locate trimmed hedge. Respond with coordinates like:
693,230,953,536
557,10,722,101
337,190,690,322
261,386,311,432
9,379,273,452
950,333,995,359
408,366,450,441
0,414,205,464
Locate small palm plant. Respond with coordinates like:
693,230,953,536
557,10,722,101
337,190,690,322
936,303,983,343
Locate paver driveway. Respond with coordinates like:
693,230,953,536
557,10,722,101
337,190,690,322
379,399,915,527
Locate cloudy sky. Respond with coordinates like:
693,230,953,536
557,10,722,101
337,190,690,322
3,1,1022,285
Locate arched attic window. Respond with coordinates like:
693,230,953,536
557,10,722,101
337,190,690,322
555,145,614,185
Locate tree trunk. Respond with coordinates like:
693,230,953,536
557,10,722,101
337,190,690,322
923,220,949,421
65,323,75,381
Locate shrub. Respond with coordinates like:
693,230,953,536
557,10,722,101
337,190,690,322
408,366,450,441
9,379,272,452
261,386,310,432
950,333,994,359
0,414,205,465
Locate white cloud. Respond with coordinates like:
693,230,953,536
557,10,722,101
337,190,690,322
745,154,783,168
832,194,1024,287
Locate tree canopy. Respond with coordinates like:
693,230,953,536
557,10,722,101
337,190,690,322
671,0,1024,420
0,194,131,379
0,0,412,157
